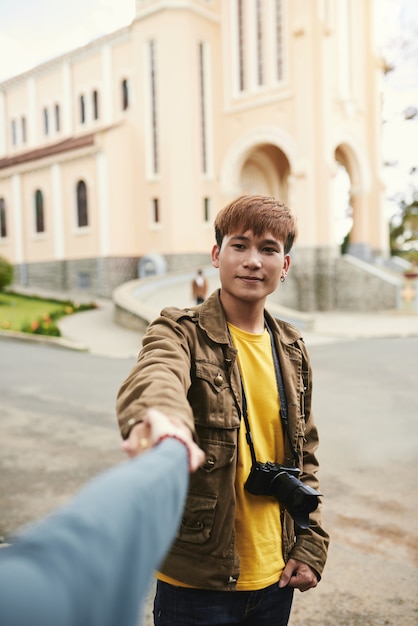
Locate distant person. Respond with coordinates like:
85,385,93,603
191,269,208,304
117,195,329,626
0,410,205,626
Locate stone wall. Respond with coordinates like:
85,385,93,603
165,253,212,273
13,257,140,299
114,303,150,334
333,255,399,311
12,254,213,299
13,252,401,311
269,246,339,312
15,261,68,293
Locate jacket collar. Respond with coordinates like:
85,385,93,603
198,290,230,344
197,290,303,346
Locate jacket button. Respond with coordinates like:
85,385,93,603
214,373,223,386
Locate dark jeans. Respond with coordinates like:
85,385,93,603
153,580,294,626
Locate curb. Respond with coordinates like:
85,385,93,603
0,328,89,352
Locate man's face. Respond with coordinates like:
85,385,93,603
211,229,290,304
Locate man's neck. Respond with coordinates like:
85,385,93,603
220,293,265,334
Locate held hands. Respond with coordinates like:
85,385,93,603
122,409,205,472
278,558,318,593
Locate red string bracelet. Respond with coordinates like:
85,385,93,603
156,434,192,471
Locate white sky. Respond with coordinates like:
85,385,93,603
0,0,416,220
0,0,135,82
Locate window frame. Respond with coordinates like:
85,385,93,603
43,107,49,136
0,197,7,239
122,78,130,111
34,189,46,234
55,103,61,132
80,94,86,124
92,89,99,120
76,180,89,229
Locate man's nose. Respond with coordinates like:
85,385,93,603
243,248,262,267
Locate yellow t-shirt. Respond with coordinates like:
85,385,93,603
158,323,285,590
229,323,285,590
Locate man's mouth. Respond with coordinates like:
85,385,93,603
238,276,262,282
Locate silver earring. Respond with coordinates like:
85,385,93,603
280,275,286,283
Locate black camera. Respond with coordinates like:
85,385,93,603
244,461,322,529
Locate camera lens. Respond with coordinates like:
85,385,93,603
270,471,300,504
288,491,307,511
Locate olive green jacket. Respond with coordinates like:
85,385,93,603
116,290,329,590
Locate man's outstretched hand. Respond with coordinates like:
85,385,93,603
122,409,205,472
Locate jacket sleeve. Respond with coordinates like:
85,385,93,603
116,313,196,439
289,340,330,578
0,439,189,626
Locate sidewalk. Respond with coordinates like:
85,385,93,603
58,299,143,359
56,288,418,358
4,279,418,358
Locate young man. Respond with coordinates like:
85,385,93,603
117,195,329,626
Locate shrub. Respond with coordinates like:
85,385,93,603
0,256,13,291
0,292,97,337
20,314,61,337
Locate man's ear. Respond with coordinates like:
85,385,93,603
283,254,291,273
211,244,220,268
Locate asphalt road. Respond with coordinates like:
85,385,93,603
0,340,135,534
1,337,417,625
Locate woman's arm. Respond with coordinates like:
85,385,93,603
0,417,204,626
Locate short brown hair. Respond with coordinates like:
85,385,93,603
214,195,298,254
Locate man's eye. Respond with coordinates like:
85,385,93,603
263,247,277,253
233,244,245,249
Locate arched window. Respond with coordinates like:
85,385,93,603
256,0,264,86
237,0,245,92
43,108,49,135
275,0,284,81
35,189,45,233
152,197,160,223
0,197,7,238
122,78,129,110
11,120,17,145
203,197,210,223
55,104,60,132
80,95,86,124
21,116,27,143
92,90,99,120
76,180,88,227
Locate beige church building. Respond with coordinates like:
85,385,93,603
0,0,395,310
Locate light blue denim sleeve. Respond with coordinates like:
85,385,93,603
0,439,189,626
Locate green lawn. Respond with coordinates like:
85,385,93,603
0,292,96,336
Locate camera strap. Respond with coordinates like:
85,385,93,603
240,384,257,466
237,320,299,466
265,322,298,463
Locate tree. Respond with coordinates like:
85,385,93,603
0,256,14,291
390,192,418,264
380,1,418,263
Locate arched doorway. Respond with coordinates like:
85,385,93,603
220,127,296,200
333,143,373,261
239,144,290,200
331,162,353,252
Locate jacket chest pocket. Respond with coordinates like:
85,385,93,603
189,361,240,429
